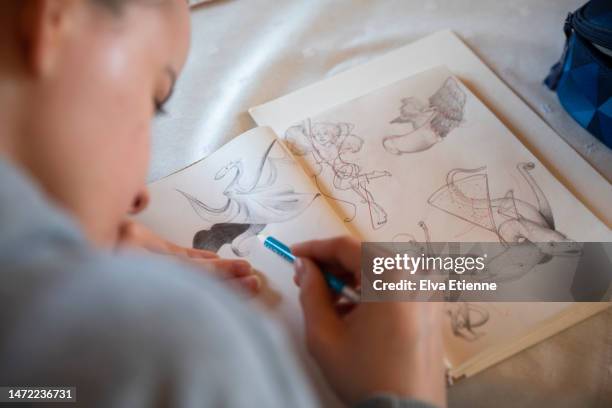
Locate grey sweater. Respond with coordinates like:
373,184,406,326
0,158,436,408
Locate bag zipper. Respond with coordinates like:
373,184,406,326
570,7,612,50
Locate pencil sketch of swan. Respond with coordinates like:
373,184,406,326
383,77,466,154
178,140,320,256
426,162,581,282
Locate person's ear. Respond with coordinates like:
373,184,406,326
19,0,80,77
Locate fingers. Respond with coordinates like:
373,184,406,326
117,219,151,247
231,275,262,296
169,245,219,260
189,258,252,279
292,236,361,276
117,220,258,294
295,257,343,355
118,219,218,259
187,258,261,295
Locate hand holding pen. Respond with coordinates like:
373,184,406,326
289,236,447,408
260,235,360,303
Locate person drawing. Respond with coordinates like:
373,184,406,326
0,1,445,408
285,120,391,229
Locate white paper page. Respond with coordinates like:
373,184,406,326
249,30,612,227
276,66,609,242
267,65,611,370
137,125,349,317
136,126,350,405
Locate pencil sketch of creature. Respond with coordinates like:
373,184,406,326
383,77,466,154
394,223,464,289
426,162,581,282
178,139,320,256
447,302,490,341
285,119,391,230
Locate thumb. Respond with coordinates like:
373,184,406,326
295,257,343,350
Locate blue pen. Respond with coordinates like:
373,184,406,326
258,235,360,303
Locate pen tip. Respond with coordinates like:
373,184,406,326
256,234,267,243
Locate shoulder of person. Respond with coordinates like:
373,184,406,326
1,249,315,407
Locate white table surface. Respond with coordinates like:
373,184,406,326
150,1,612,406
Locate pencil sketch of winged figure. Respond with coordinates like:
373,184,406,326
383,77,466,154
178,139,320,256
427,162,581,282
285,120,391,230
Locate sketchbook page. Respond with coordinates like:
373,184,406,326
272,65,611,371
136,125,349,329
249,30,612,227
277,66,609,243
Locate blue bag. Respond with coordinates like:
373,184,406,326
545,0,612,147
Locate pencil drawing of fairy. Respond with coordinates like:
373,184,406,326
383,77,467,154
284,119,391,230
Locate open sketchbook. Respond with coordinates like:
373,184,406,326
138,35,611,397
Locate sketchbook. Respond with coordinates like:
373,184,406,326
138,33,611,401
